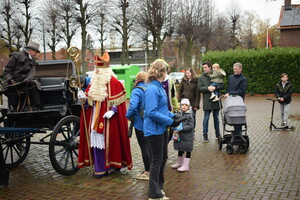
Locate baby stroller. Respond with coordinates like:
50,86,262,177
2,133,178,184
218,95,249,155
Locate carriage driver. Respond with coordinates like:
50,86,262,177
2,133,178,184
3,41,41,111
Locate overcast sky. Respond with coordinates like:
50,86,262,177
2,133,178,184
34,0,300,50
215,0,300,26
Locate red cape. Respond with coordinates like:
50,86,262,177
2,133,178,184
78,77,132,170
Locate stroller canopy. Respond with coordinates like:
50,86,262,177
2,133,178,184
223,95,247,125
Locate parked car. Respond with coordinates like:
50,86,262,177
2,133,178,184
169,72,185,84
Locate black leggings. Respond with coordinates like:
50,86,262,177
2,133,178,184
178,151,191,158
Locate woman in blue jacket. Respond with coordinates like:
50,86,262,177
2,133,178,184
126,71,150,180
144,59,183,200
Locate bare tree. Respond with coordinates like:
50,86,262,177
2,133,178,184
56,0,77,49
110,0,135,65
226,0,241,49
136,0,175,59
176,0,206,68
43,0,60,59
73,0,98,75
240,10,257,49
92,0,110,56
0,0,17,53
210,13,231,50
14,0,35,44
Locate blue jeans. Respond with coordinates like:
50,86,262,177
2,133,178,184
203,109,220,138
211,82,219,96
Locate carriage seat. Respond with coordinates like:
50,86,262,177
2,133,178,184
36,77,67,106
36,77,65,91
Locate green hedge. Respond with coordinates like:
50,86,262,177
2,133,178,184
202,48,300,94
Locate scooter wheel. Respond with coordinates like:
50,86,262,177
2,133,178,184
291,126,295,131
226,145,234,155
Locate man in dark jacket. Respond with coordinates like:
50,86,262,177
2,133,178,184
275,73,292,126
224,62,248,132
3,41,41,111
198,62,224,143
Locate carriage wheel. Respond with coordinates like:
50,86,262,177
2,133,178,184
49,115,80,176
0,132,30,169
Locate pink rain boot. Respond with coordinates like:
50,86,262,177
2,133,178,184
171,156,183,169
177,158,190,172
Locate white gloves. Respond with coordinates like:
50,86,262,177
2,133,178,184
77,90,86,99
103,110,115,119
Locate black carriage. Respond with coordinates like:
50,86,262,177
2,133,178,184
0,59,82,176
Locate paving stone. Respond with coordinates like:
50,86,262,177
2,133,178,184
0,96,299,200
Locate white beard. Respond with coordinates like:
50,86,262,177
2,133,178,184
88,68,116,102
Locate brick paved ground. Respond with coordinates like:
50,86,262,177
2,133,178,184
0,96,299,200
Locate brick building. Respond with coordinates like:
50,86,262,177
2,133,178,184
278,0,300,47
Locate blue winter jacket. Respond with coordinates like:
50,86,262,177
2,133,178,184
126,82,147,131
143,80,175,137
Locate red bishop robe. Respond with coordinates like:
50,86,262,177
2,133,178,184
78,76,132,170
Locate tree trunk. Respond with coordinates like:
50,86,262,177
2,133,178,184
185,37,194,69
81,27,87,75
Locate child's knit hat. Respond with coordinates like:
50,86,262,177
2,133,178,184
180,98,190,106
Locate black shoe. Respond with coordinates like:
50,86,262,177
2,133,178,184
94,174,106,179
216,135,221,140
203,136,210,143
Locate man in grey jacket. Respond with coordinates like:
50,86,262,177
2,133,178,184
198,62,224,143
3,41,41,111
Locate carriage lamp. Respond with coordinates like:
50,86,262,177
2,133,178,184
68,75,78,88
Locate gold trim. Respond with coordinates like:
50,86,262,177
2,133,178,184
108,93,127,107
105,98,110,167
94,171,107,175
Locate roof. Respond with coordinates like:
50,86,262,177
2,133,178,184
278,4,300,29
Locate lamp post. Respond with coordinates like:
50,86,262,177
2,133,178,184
41,20,46,60
36,18,46,60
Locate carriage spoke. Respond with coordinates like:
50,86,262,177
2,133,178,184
57,148,68,166
59,129,69,141
10,146,14,164
12,145,22,158
64,150,70,170
70,149,75,168
54,146,66,156
3,145,9,163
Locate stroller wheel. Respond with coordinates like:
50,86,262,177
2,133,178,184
238,144,248,154
226,145,234,155
218,137,222,150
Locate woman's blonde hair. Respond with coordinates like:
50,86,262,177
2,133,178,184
134,71,148,85
147,59,168,83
